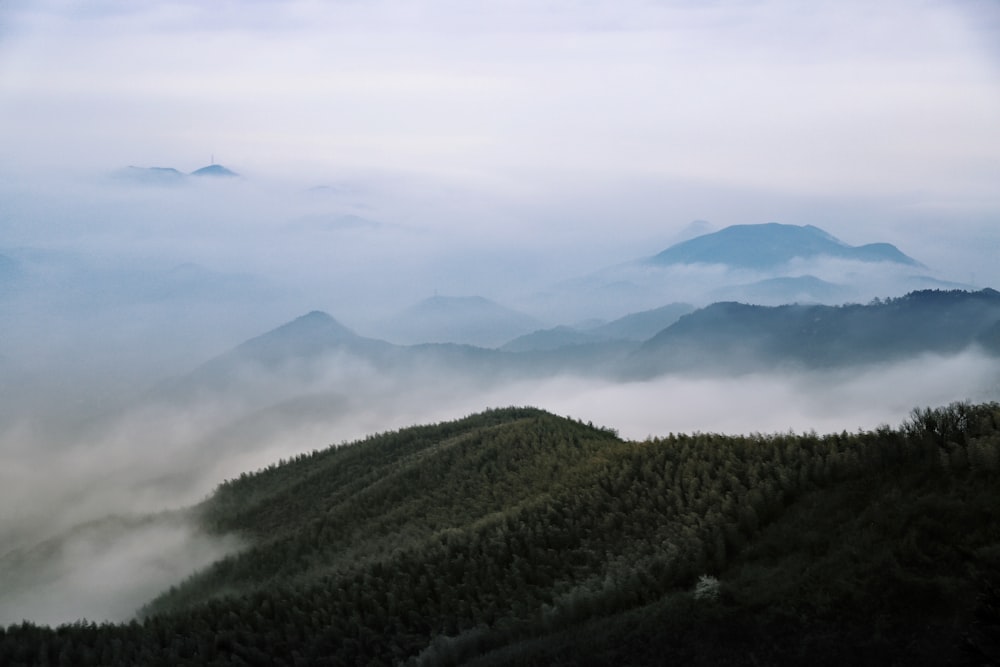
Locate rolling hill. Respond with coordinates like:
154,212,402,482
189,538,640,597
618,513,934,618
1,403,997,665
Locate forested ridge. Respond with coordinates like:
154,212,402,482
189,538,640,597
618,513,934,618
634,288,1000,374
2,403,999,665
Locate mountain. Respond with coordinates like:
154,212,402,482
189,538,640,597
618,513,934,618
382,295,544,347
162,289,1000,403
587,302,695,341
190,164,239,178
230,310,371,364
709,274,855,305
161,310,396,396
501,303,695,352
631,288,1000,375
500,325,608,352
112,163,239,183
149,310,551,416
3,402,997,665
648,222,921,269
545,223,926,319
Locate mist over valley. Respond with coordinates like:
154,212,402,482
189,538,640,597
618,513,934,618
2,176,999,633
1,0,999,663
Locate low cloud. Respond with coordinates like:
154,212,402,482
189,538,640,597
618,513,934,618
0,331,997,625
0,512,242,626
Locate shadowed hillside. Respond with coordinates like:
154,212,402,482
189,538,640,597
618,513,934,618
632,288,1000,375
2,402,998,665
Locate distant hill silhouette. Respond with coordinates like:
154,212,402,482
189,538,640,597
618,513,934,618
383,295,542,347
709,275,855,304
113,163,239,183
190,164,239,178
632,288,1000,375
231,311,372,363
587,302,695,341
160,289,1000,398
155,311,395,400
648,223,921,269
501,303,695,352
501,325,606,352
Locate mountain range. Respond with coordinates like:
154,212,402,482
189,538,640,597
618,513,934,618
501,302,694,352
541,222,944,315
170,288,1000,392
376,295,543,348
632,288,1000,375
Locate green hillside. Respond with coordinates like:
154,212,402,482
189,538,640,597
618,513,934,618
2,404,998,666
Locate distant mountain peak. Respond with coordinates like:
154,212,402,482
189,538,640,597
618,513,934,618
266,310,356,339
648,222,920,270
231,310,361,362
190,164,239,178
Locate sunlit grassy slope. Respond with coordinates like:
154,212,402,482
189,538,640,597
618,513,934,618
2,404,998,666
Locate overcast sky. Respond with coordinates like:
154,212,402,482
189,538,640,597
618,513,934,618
1,0,999,309
2,0,998,196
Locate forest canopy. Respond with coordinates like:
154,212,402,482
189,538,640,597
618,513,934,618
1,402,998,666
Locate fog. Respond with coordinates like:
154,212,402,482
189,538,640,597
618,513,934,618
1,0,1000,628
0,513,242,626
2,340,998,625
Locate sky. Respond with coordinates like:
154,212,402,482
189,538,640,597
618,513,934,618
1,0,998,316
0,0,998,345
2,0,998,195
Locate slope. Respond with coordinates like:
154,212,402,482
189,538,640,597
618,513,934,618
149,407,622,610
155,310,397,399
632,288,1000,375
501,303,695,352
587,302,695,340
2,403,997,666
